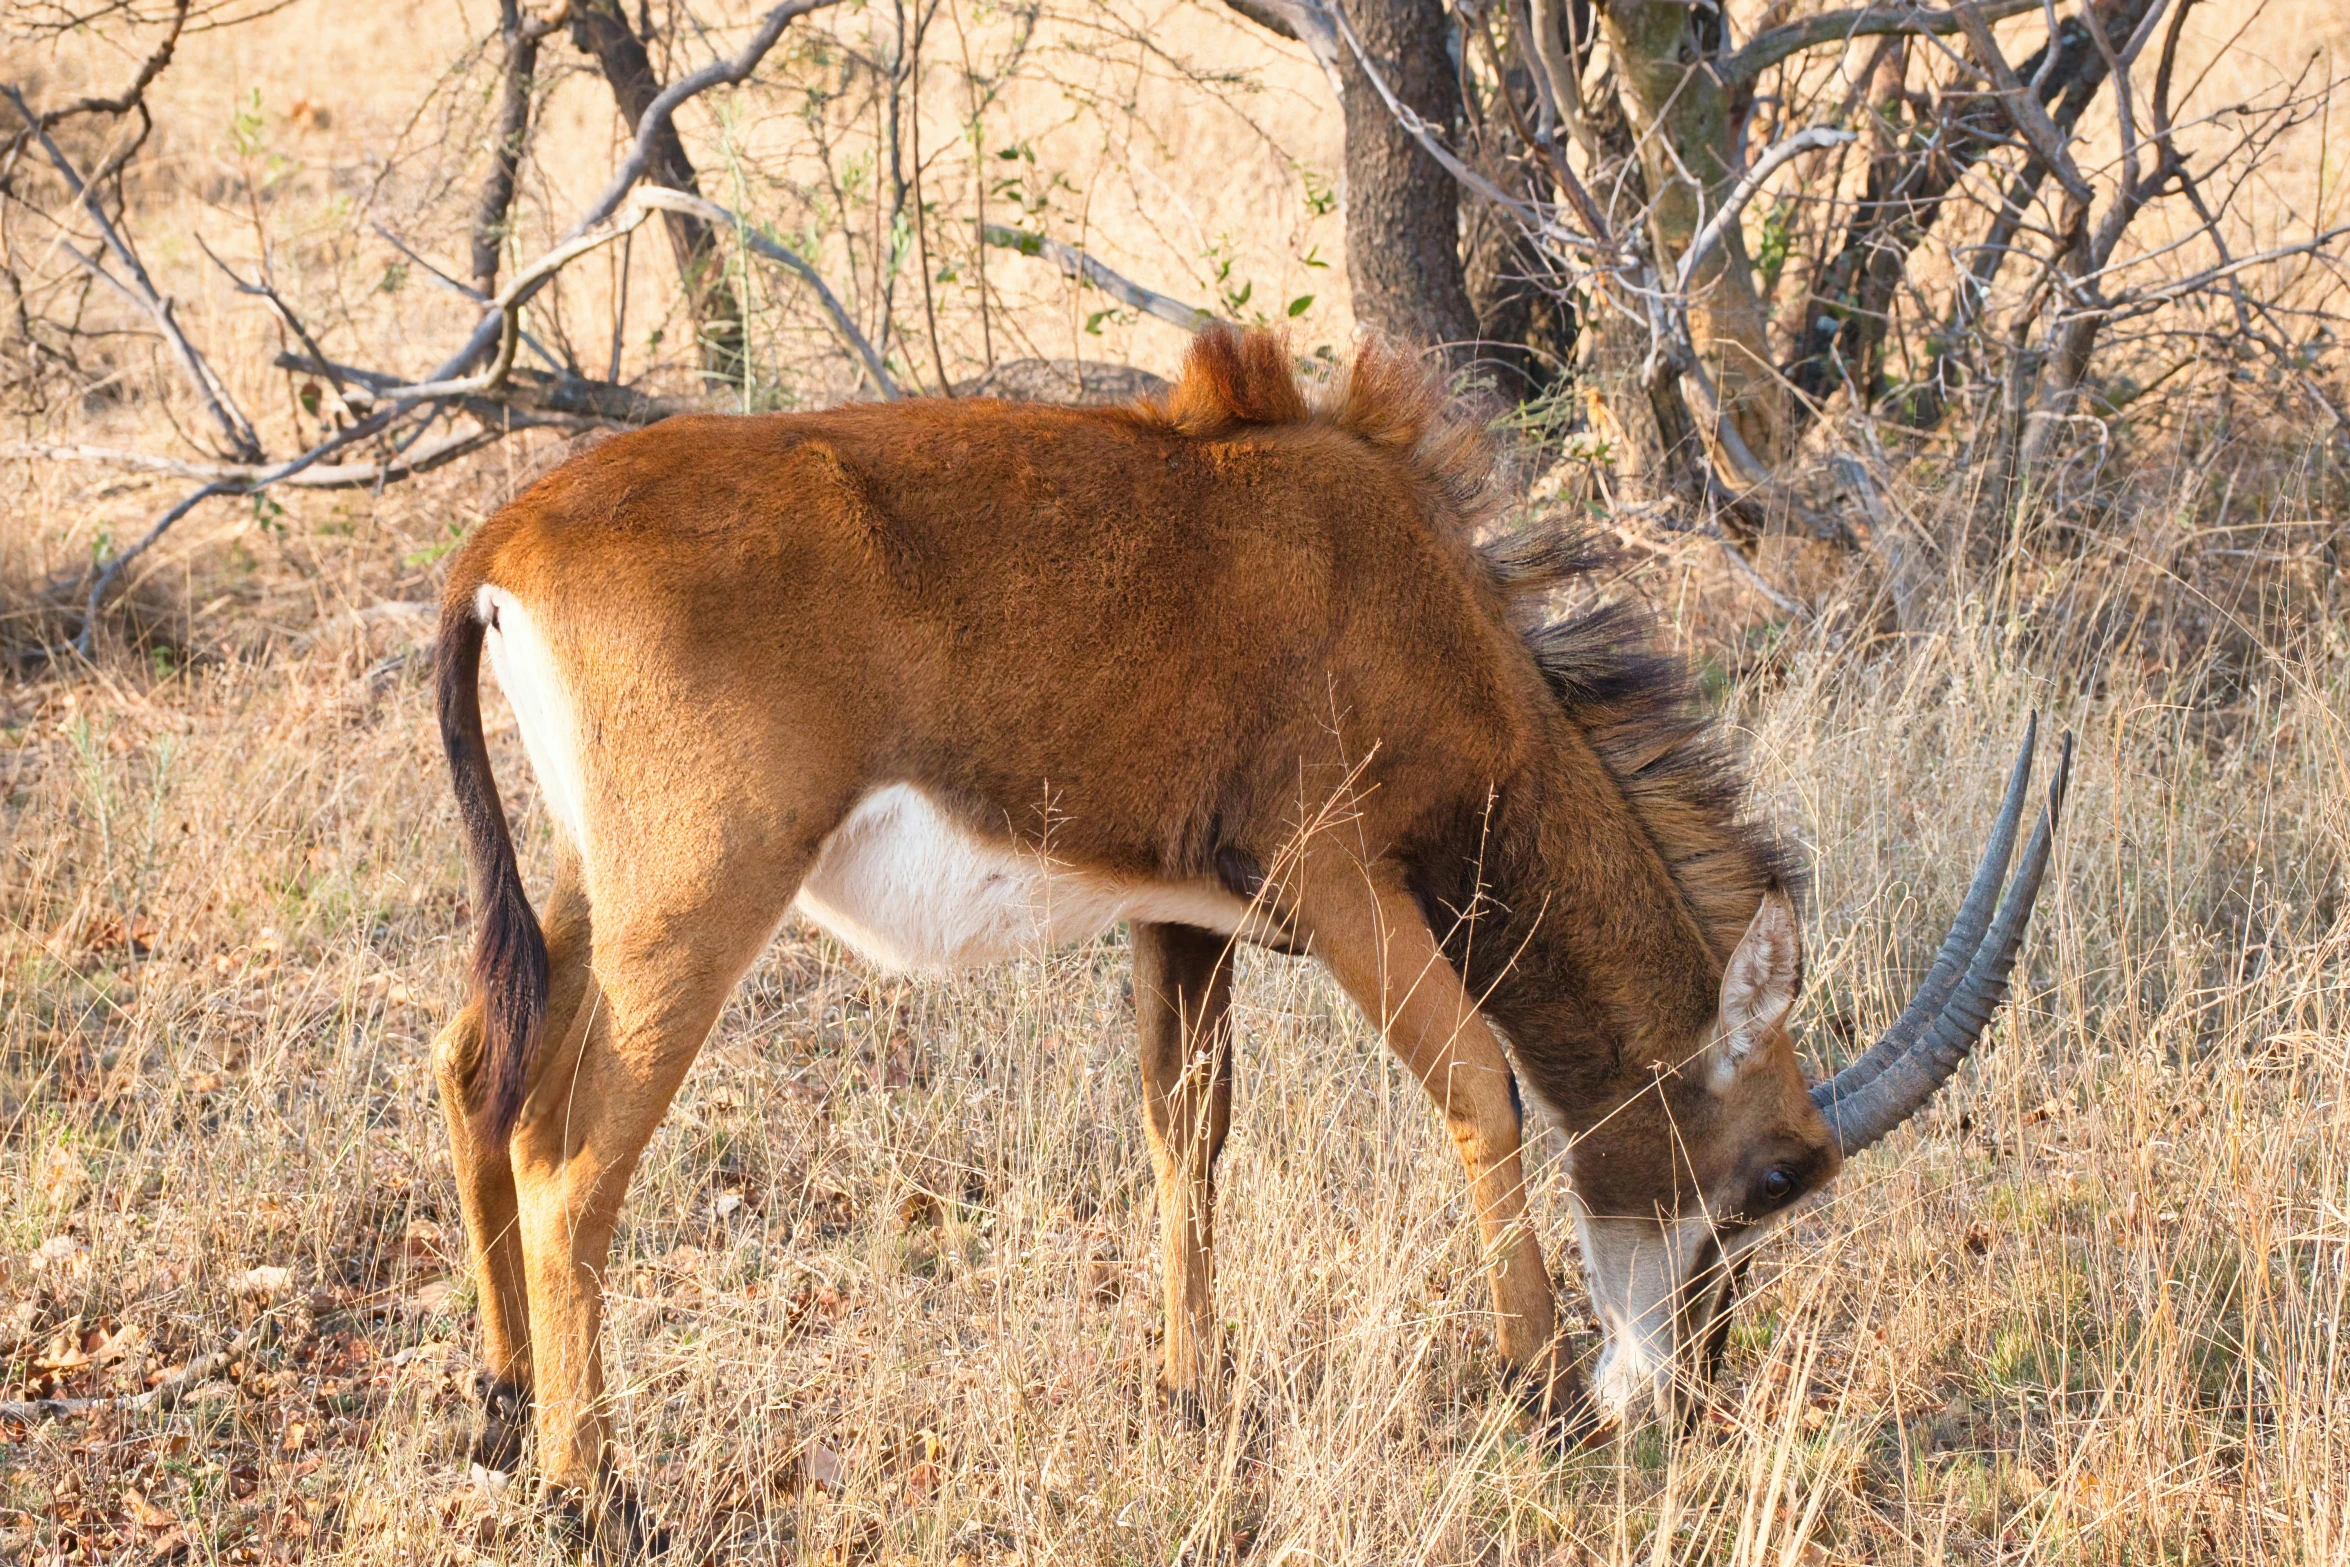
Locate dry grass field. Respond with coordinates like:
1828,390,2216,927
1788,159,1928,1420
6,2,2350,1565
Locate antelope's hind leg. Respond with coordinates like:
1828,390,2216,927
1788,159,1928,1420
506,834,818,1557
1133,921,1236,1420
435,842,598,1473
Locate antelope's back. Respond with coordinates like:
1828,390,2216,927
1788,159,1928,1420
450,393,1533,871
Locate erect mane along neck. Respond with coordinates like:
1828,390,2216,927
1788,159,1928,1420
1411,612,1797,1121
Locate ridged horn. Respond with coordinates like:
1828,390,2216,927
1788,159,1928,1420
1813,726,2073,1157
1810,715,2039,1116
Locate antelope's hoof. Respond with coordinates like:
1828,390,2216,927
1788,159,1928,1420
1508,1362,1601,1449
470,1376,530,1473
1160,1382,1213,1431
549,1476,670,1563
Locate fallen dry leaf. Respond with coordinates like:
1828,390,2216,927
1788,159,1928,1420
30,1233,88,1275
123,1486,176,1529
96,1322,146,1365
241,1264,294,1299
40,1147,89,1211
409,1278,460,1317
804,1442,849,1493
33,1331,91,1374
401,1218,448,1266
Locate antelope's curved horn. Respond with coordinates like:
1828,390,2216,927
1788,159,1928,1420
1810,714,2040,1118
1816,730,2072,1157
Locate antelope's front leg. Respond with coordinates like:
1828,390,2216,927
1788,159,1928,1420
1132,921,1236,1419
1293,855,1583,1427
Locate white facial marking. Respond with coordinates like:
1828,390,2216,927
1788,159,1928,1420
795,783,1265,973
477,586,590,852
1573,1201,1715,1422
1573,1193,1791,1426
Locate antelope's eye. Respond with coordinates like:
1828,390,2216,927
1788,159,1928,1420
1759,1167,1798,1206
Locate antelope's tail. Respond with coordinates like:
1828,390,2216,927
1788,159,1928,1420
437,587,548,1146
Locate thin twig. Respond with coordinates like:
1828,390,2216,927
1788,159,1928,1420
352,207,655,403
16,428,506,488
369,222,567,373
196,236,348,401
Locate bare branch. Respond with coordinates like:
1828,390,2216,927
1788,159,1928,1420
353,206,654,403
272,352,683,427
1725,0,2040,86
2097,223,2350,311
196,236,350,402
1218,0,1346,97
567,0,843,245
979,224,1213,334
1677,126,1855,293
1,83,262,459
1321,0,1608,266
470,0,564,296
632,187,900,399
368,223,568,374
1951,0,2093,208
9,0,189,130
424,0,841,388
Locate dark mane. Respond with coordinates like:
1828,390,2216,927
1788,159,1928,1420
1145,325,1802,958
1509,591,1805,959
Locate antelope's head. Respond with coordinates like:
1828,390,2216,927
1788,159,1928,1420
1567,720,2071,1427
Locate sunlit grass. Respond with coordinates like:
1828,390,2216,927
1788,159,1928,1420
5,508,2347,1563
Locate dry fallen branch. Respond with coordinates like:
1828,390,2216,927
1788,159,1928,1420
272,352,684,427
0,1349,230,1428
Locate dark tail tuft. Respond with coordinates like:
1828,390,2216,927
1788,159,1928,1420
437,590,547,1146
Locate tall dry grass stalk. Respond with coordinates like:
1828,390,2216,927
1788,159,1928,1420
4,435,2345,1562
5,3,2348,1560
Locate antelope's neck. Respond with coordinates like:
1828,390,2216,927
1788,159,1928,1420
1439,746,1726,1131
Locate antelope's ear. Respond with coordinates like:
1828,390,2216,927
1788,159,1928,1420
1714,890,1802,1074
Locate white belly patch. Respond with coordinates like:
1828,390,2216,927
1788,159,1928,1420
795,784,1263,972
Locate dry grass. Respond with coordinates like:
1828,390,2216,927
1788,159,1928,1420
6,3,2350,1564
5,438,2349,1563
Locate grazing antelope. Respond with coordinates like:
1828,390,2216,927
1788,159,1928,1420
433,327,2067,1549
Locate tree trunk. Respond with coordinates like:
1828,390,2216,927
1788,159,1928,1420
1336,0,1481,361
1596,0,1787,462
569,0,746,385
470,0,543,298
